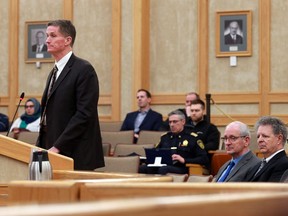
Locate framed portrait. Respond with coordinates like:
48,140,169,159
25,21,53,63
216,10,252,57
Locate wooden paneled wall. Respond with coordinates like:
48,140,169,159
1,0,288,127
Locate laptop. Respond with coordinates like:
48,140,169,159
144,148,173,167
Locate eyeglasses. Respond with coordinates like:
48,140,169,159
221,136,246,142
169,120,181,124
25,105,34,109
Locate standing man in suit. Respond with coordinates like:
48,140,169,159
121,89,163,143
37,20,104,170
215,121,260,182
31,30,48,53
224,21,243,45
248,116,288,182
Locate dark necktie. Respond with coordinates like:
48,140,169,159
254,159,267,177
48,65,58,97
40,65,58,126
218,161,235,182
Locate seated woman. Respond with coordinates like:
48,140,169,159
10,98,41,139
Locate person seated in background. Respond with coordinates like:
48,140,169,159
214,121,260,182
160,92,200,131
185,98,220,154
10,98,41,139
139,110,209,175
0,113,9,132
120,89,163,143
247,116,288,182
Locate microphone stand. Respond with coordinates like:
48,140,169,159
6,93,25,136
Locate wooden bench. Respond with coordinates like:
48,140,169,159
80,182,288,201
1,191,288,215
0,184,8,206
7,175,173,205
53,170,172,181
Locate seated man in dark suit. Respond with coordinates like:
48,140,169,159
247,116,288,182
214,121,260,182
120,89,163,143
224,21,243,45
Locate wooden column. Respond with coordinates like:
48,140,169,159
63,0,73,20
259,0,271,116
198,0,209,99
132,0,150,110
111,0,122,120
8,0,19,119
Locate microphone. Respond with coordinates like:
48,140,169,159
6,92,25,136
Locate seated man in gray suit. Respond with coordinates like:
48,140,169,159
214,121,260,182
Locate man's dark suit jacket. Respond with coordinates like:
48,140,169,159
37,54,104,170
224,34,243,45
248,150,288,182
120,109,163,141
32,44,48,52
214,151,260,182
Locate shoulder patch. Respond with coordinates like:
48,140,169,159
161,132,169,137
197,139,205,149
190,132,198,137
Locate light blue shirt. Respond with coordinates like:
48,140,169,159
134,110,148,133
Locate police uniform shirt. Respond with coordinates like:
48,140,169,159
155,129,209,167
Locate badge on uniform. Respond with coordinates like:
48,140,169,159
191,132,198,137
197,139,205,149
180,140,188,146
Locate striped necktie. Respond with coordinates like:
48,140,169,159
47,65,58,97
254,159,267,177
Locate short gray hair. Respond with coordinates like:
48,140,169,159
254,116,287,145
168,110,185,120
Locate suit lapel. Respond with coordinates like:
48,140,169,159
48,54,76,99
226,152,250,180
217,161,230,181
253,150,286,179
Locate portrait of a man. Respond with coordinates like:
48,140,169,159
25,21,53,62
216,10,252,57
224,20,243,45
31,30,47,53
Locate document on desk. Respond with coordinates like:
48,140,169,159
147,157,167,167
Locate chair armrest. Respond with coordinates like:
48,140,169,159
186,164,209,175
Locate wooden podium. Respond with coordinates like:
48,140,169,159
0,135,73,182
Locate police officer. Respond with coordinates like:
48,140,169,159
186,99,220,153
139,110,209,175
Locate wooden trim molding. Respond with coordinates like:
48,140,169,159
111,0,122,120
132,0,150,110
259,0,271,115
8,0,19,119
63,0,74,20
198,0,209,98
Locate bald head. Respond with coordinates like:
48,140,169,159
229,21,239,35
223,121,251,158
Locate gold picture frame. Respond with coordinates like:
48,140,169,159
25,21,53,63
216,10,252,57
